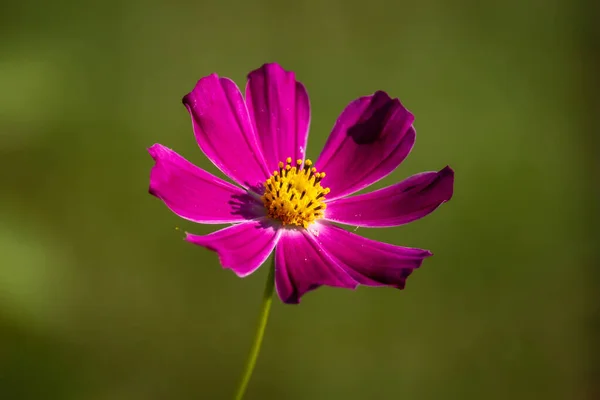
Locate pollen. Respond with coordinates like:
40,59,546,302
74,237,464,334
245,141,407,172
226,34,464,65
262,157,330,229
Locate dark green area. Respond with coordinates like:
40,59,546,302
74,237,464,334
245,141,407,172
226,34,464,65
0,0,595,399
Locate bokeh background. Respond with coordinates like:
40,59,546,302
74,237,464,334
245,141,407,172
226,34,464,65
1,0,597,399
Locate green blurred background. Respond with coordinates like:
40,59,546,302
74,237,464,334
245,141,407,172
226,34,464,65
1,0,597,399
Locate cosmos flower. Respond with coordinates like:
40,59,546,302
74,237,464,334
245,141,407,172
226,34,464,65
148,63,454,304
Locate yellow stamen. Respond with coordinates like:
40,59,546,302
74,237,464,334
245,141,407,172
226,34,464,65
262,158,330,229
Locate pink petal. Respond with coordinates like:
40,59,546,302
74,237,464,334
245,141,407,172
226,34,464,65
186,219,279,277
326,166,454,227
148,144,264,223
315,91,416,200
246,63,310,172
183,74,269,189
275,229,357,304
316,223,432,288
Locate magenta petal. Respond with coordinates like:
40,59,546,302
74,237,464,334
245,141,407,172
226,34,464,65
148,144,263,223
246,63,310,172
186,219,278,277
275,229,357,304
183,74,269,188
315,91,416,200
326,166,454,227
317,224,431,288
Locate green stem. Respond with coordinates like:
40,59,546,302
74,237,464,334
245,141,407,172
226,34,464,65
233,259,275,400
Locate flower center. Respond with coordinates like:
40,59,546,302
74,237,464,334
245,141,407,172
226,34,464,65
262,157,330,228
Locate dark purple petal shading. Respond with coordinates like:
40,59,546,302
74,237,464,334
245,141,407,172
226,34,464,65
326,166,454,227
316,224,431,288
275,229,357,304
315,91,415,200
246,63,310,172
186,219,279,277
183,74,269,188
148,144,264,223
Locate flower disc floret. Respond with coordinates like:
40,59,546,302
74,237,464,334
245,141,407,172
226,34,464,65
261,157,330,228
